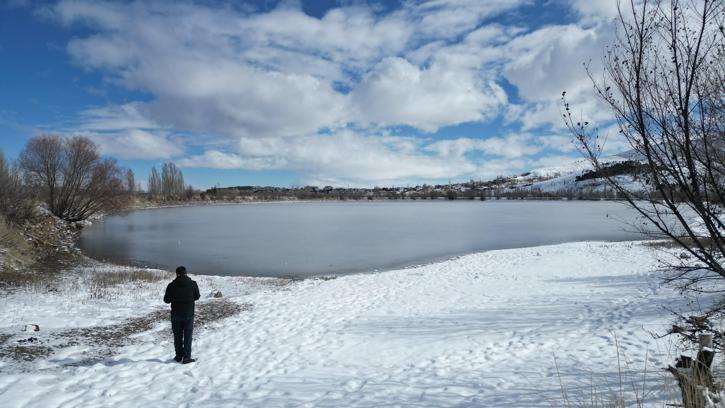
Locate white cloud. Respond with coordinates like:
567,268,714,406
77,103,156,131
87,129,183,160
352,57,507,131
407,0,530,39
426,133,572,159
179,131,582,186
51,0,525,138
566,0,619,21
178,150,281,171
502,23,616,129
538,134,577,152
42,0,627,184
72,103,184,160
181,131,479,186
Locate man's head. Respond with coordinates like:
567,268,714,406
176,266,187,275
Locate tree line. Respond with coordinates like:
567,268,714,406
0,134,194,224
147,162,190,199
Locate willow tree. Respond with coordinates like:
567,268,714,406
19,135,129,222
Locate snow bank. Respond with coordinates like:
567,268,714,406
0,241,705,407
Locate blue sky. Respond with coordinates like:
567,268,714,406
0,0,625,189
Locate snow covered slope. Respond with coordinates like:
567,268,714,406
505,155,645,193
0,241,698,407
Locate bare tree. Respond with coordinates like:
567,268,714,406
185,185,195,200
563,2,723,400
148,166,161,197
161,162,185,199
0,150,33,223
19,135,129,222
564,0,724,290
126,169,135,195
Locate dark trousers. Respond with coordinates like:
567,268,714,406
171,314,194,359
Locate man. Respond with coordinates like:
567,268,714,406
163,266,200,364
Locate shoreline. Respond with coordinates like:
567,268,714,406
123,196,634,214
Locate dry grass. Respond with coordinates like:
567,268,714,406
0,269,47,289
553,336,682,408
1,267,166,296
86,269,166,299
89,269,164,287
643,237,716,249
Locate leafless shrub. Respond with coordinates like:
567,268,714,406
565,0,723,288
564,0,724,402
18,135,131,222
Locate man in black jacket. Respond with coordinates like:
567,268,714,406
164,266,200,364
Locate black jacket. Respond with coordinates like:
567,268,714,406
164,274,200,317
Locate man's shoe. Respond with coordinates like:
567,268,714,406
174,356,183,363
182,358,196,364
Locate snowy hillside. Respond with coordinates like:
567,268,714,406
495,155,646,194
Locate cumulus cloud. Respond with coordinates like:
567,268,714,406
40,0,621,183
353,57,507,131
502,23,616,130
50,0,527,138
181,131,478,186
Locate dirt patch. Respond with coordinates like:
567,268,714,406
195,299,250,328
0,344,53,362
0,299,250,366
57,309,169,350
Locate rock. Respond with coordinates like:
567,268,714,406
209,290,223,298
24,324,39,332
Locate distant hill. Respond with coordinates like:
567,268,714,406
494,154,647,196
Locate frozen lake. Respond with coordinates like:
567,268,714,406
79,200,644,277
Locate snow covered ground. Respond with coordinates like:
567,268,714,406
0,241,710,407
